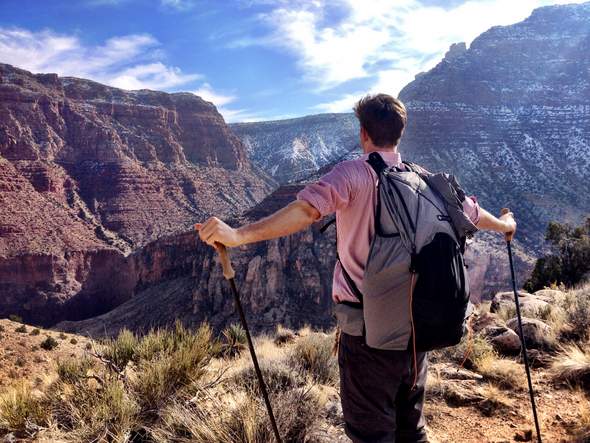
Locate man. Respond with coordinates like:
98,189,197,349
196,93,516,442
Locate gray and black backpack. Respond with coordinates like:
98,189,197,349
329,152,478,352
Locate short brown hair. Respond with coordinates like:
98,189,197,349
353,94,407,147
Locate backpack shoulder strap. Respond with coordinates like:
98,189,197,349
367,152,388,175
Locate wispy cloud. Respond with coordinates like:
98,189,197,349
192,82,236,107
0,27,201,90
238,0,589,111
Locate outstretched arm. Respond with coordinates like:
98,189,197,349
476,207,517,241
195,200,321,248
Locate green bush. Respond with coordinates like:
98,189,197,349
15,324,27,334
525,218,590,291
70,337,78,345
30,328,40,336
40,336,59,351
221,323,247,358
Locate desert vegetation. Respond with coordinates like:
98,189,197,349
1,283,590,442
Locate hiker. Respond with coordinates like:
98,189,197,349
196,93,516,443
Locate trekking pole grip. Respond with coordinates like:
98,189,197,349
216,243,235,280
500,207,514,242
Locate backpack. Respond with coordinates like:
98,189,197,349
327,152,478,352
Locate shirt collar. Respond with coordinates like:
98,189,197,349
360,150,402,165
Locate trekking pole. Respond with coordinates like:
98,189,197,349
215,243,282,443
501,208,542,443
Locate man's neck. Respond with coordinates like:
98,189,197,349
363,145,398,154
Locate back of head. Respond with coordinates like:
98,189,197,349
354,94,407,148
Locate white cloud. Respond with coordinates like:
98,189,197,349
312,92,363,113
241,0,589,108
192,83,236,106
0,27,200,90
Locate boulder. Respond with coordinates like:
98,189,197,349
482,326,522,355
490,291,550,318
506,317,554,350
472,311,504,334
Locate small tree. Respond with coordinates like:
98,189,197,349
525,217,590,291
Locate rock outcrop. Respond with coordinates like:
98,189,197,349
0,63,275,325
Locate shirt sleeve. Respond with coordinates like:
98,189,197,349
462,195,481,225
296,163,353,218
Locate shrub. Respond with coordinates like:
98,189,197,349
151,387,321,443
0,324,5,332
8,315,22,323
100,328,138,370
15,357,26,368
48,377,138,441
30,328,40,336
475,355,525,389
231,359,304,396
130,324,213,411
565,286,590,342
274,325,296,346
70,338,78,345
221,323,247,358
551,344,590,388
0,383,46,432
430,335,497,370
40,336,59,351
56,357,94,384
15,324,27,334
289,332,338,385
59,333,67,340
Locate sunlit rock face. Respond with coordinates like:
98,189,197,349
0,63,274,325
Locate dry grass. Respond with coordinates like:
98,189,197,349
431,335,497,370
551,344,590,388
477,384,515,417
274,325,296,347
0,382,46,433
475,355,526,390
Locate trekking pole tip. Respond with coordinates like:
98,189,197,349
216,243,236,280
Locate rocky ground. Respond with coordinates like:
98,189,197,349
0,284,589,442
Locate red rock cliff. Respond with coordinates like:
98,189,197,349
0,63,274,325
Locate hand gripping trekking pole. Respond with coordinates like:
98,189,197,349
501,209,542,443
216,244,282,443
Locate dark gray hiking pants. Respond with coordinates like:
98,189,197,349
338,333,429,443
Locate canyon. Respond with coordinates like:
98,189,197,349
3,2,590,335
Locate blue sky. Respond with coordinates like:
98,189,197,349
0,0,586,122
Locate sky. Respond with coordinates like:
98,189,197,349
0,0,587,122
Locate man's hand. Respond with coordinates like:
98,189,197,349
499,209,517,242
195,217,243,248
475,207,517,240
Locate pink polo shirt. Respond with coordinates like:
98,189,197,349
297,150,480,304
